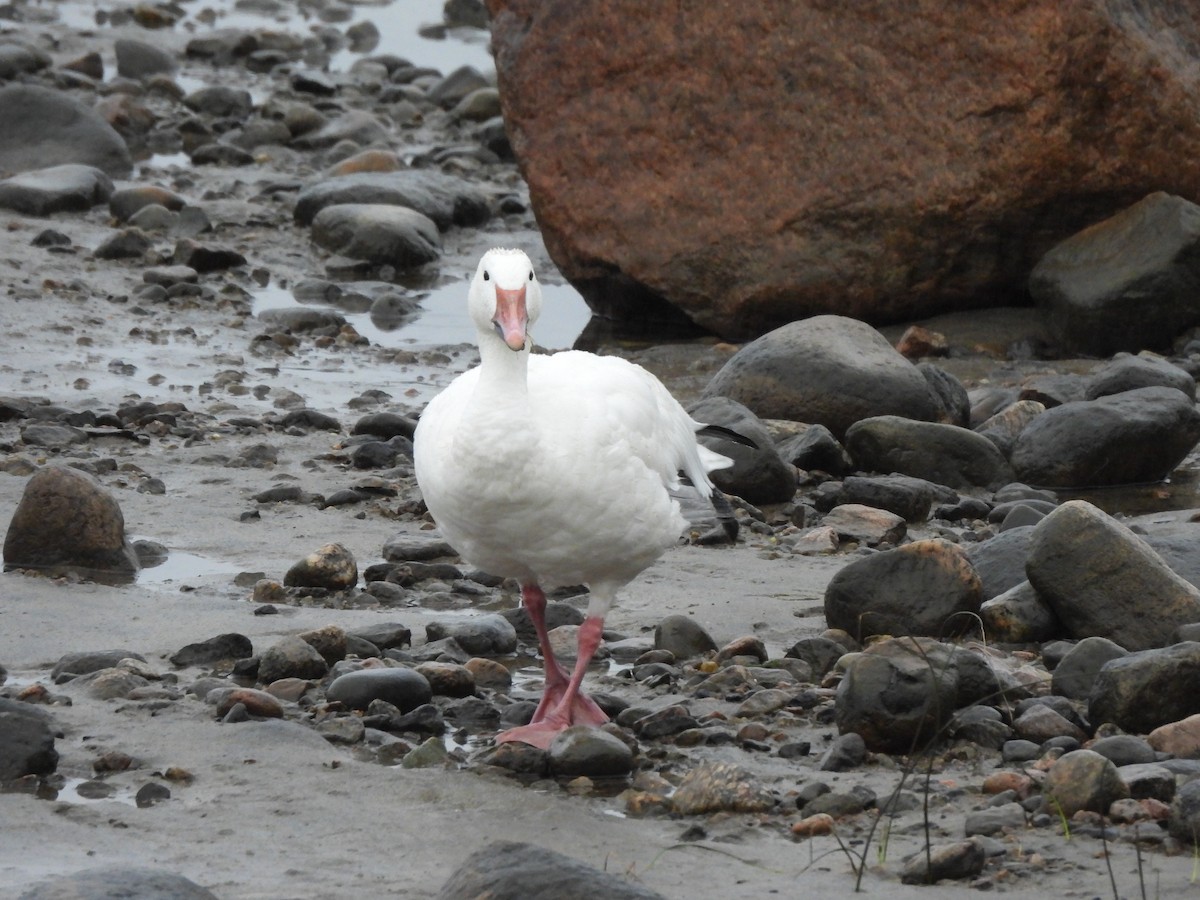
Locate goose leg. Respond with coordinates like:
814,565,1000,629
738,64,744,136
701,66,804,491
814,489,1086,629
497,614,609,749
519,583,571,721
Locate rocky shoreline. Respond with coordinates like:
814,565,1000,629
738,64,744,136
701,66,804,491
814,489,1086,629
5,2,1200,899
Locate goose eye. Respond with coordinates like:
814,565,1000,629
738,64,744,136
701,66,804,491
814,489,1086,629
528,271,534,281
483,271,490,281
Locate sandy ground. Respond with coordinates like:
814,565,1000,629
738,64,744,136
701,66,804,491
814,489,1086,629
2,4,1200,898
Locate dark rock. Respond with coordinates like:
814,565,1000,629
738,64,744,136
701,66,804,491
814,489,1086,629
293,171,490,230
980,581,1060,644
834,474,942,522
0,704,58,780
702,315,937,437
817,732,866,771
1031,193,1200,355
257,635,328,683
965,525,1034,600
824,539,983,641
653,614,717,660
51,650,145,680
501,602,584,642
310,203,442,268
0,84,132,177
845,416,1015,490
173,238,247,272
94,227,153,260
0,164,114,216
1026,501,1200,650
1043,749,1129,817
1167,779,1200,843
1010,387,1200,488
1051,637,1128,700
784,636,847,680
918,362,971,427
547,726,634,777
115,38,177,78
352,412,418,440
17,867,218,900
111,185,185,221
327,666,432,712
774,424,852,475
834,636,995,753
3,466,139,582
284,542,358,590
1090,735,1157,767
1119,763,1176,802
170,633,254,667
425,615,517,655
900,839,987,885
689,396,795,504
184,85,254,118
436,841,666,900
974,399,1046,456
1089,642,1200,733
1085,354,1196,401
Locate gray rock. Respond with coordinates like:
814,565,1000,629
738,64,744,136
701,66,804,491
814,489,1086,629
1051,637,1128,700
980,581,1060,643
0,41,50,79
0,85,132,177
1010,386,1200,488
293,170,491,230
547,726,634,777
900,839,986,885
257,635,328,683
94,227,153,260
974,399,1046,456
774,423,852,475
654,614,717,660
690,396,796,504
0,164,114,216
845,415,1015,490
1030,192,1200,355
702,315,938,438
964,802,1026,837
784,636,847,680
1012,703,1088,744
1089,642,1200,733
290,110,389,150
51,650,145,680
1090,735,1157,767
1044,749,1129,818
427,65,490,108
184,85,254,118
835,637,986,754
284,542,358,590
381,531,457,562
819,504,906,547
1026,501,1200,650
310,203,441,268
965,525,1035,601
17,867,218,900
425,614,517,655
436,841,666,900
327,666,432,712
115,38,178,78
824,539,982,640
919,362,971,427
1118,762,1177,802
818,732,866,771
1086,353,1196,401
1168,778,1200,843
170,633,254,667
2,466,139,582
834,473,943,522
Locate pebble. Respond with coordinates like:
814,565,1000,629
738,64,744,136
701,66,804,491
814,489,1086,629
325,666,432,712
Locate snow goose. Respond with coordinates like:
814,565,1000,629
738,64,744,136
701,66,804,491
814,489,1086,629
413,248,732,748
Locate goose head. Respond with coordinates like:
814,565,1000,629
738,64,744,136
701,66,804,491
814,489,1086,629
469,248,542,352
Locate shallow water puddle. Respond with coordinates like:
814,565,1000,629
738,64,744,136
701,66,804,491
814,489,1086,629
135,548,242,588
253,278,593,351
55,0,495,74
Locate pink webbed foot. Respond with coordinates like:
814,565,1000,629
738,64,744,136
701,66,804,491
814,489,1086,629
496,614,609,749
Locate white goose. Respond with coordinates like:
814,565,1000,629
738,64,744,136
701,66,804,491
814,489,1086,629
413,248,732,749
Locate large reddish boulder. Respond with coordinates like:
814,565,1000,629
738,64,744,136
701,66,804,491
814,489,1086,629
487,0,1200,340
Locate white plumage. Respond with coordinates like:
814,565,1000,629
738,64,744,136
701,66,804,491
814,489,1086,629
414,248,730,747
